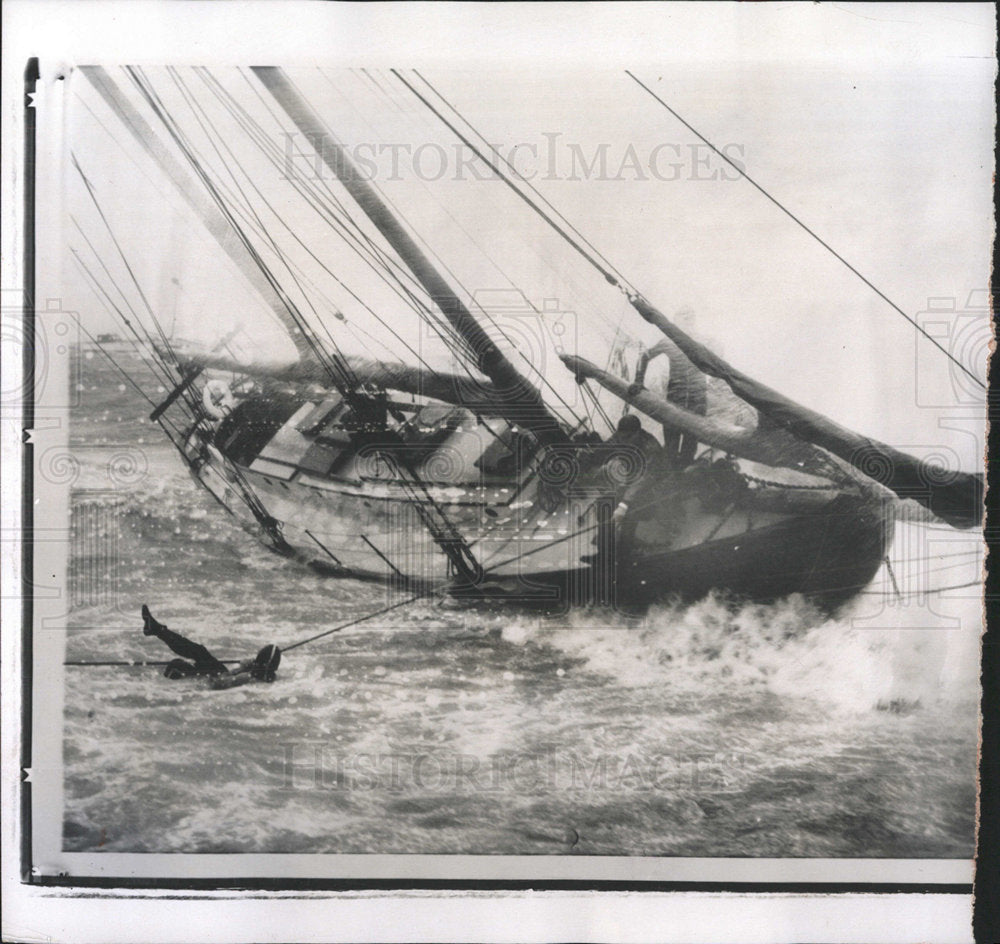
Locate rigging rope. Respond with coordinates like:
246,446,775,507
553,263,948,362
242,63,567,430
64,552,982,669
227,67,484,379
64,572,983,666
177,70,347,370
393,69,625,291
175,70,351,372
402,67,643,419
884,555,903,601
624,70,985,391
303,66,585,427
196,71,438,372
401,67,984,394
853,579,981,597
343,69,589,429
65,588,442,667
68,242,177,393
71,155,180,369
408,69,632,290
167,67,362,397
78,76,293,542
125,67,350,399
65,658,241,668
66,306,189,446
174,71,504,562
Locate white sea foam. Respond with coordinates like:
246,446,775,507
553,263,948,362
499,589,982,713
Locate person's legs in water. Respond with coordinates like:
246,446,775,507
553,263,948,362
142,605,228,675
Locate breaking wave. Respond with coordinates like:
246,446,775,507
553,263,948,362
500,590,981,713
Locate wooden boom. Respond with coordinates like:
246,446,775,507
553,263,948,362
560,353,835,475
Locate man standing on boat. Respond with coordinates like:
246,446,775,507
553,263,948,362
581,414,663,579
604,413,663,526
632,333,708,469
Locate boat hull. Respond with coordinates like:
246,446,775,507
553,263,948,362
183,414,891,612
621,492,890,607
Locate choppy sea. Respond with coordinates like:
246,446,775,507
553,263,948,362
62,345,980,856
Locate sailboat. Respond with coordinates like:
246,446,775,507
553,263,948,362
69,66,984,611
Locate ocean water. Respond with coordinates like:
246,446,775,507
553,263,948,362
62,346,981,856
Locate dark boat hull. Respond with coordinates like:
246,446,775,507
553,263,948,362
621,492,890,608
470,492,891,612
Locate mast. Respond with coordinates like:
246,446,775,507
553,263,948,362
251,67,567,447
79,67,317,363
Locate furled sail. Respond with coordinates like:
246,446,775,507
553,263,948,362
629,294,983,529
173,350,506,415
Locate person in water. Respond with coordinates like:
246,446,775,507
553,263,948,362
141,605,281,689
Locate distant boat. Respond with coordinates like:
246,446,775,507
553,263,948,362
71,66,983,611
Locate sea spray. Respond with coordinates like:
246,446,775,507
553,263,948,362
498,590,981,713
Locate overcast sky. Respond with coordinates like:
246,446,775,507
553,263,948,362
17,2,994,469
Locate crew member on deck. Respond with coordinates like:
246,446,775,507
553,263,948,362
605,414,663,526
632,337,708,470
582,414,663,574
607,413,661,457
141,605,281,689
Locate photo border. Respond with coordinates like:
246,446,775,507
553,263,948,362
2,3,995,942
